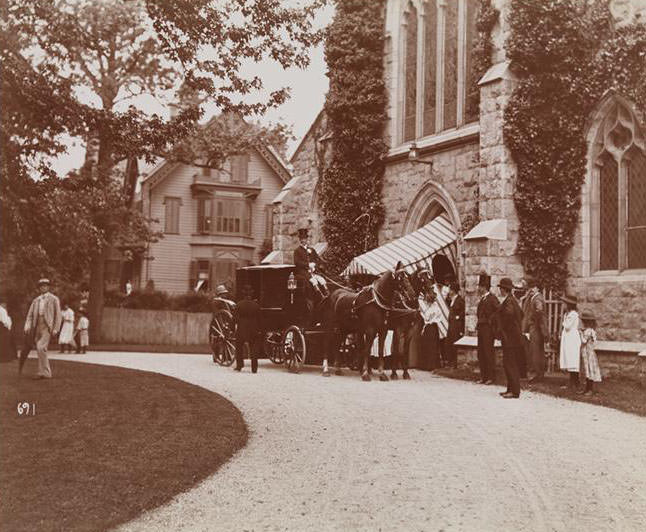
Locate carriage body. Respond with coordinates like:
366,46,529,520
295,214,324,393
232,264,328,371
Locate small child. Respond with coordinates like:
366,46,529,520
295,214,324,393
578,310,601,396
75,311,89,354
59,303,75,353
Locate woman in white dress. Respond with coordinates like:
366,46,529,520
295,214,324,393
559,294,581,390
58,303,75,353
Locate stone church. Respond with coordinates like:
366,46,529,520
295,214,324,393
272,0,646,363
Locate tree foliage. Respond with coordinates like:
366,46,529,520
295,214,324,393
320,0,388,274
0,0,325,337
504,0,646,291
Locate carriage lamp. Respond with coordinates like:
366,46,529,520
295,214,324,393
408,142,434,167
287,272,297,303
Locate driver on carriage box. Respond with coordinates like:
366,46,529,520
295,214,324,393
293,227,328,301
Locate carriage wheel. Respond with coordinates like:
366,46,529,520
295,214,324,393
210,310,236,366
282,326,306,373
264,331,284,365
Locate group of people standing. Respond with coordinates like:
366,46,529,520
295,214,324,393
417,278,465,371
0,278,89,380
476,273,602,399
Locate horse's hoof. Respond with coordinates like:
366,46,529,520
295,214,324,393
379,374,389,382
403,372,411,380
322,370,330,377
361,373,371,382
335,369,343,376
390,373,398,380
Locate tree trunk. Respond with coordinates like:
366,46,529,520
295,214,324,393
88,247,107,344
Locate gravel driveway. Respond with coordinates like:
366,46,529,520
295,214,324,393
51,352,646,532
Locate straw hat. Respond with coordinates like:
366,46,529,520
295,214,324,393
216,285,229,296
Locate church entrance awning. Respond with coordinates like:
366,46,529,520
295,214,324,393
342,215,457,276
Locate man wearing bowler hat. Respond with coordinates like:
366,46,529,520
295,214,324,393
23,278,62,379
476,273,499,384
495,277,524,398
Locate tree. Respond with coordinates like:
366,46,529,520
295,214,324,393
1,0,324,340
320,0,388,273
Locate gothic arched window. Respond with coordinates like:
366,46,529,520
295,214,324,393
592,102,646,271
403,2,418,142
398,0,480,145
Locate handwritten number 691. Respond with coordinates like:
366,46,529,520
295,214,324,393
17,402,36,416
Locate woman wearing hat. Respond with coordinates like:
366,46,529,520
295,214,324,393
579,310,601,395
559,294,581,390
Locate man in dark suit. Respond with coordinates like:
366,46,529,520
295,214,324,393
234,285,262,373
293,227,325,307
445,282,465,369
476,274,499,384
521,277,548,383
495,277,523,398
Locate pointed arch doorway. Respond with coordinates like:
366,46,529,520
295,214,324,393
403,181,462,282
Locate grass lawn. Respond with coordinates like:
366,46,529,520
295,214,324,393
0,359,247,532
434,365,646,417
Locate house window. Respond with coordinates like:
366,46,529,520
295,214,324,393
164,197,181,234
105,259,121,283
212,260,238,290
399,0,479,144
201,165,220,180
197,197,212,234
592,101,646,271
230,154,249,184
197,198,251,236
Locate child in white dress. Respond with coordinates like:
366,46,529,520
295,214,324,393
75,311,89,354
559,294,581,390
59,303,75,353
578,310,602,396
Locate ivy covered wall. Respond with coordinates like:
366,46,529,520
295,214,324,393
320,0,388,274
504,0,646,291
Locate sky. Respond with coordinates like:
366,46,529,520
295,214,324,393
48,2,334,176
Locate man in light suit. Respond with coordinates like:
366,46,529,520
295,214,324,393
24,278,62,379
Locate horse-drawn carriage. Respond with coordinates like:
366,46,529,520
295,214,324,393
209,264,350,372
209,261,429,380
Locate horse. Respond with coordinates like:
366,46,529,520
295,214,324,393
320,269,407,381
388,265,447,378
387,268,420,380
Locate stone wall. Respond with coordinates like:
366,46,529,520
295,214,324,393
461,71,523,334
380,143,480,243
272,112,330,255
569,278,646,342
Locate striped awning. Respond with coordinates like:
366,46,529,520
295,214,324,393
342,215,457,276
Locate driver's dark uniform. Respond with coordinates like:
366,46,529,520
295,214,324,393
294,244,320,291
